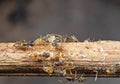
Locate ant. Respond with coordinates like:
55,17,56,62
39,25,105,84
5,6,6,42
14,40,34,50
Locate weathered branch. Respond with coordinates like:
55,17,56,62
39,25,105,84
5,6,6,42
0,40,120,80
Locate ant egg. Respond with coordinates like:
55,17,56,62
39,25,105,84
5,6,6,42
47,35,56,43
106,66,116,74
31,52,40,61
34,37,45,45
42,66,54,74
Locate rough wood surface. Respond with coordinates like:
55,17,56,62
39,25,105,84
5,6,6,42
0,41,120,79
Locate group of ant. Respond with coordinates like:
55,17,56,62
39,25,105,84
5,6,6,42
13,34,87,83
13,33,79,50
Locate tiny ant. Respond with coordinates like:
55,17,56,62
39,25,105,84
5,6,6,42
54,61,65,66
63,35,79,42
42,52,50,58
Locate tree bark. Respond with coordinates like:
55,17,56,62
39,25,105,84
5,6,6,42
0,41,120,78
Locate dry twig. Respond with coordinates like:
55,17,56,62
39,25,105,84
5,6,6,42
0,34,120,82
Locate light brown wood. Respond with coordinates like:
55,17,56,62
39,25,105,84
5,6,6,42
0,41,120,79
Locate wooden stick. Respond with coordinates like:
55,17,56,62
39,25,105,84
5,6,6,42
0,40,120,79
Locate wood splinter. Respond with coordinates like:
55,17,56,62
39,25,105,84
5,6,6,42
0,34,120,82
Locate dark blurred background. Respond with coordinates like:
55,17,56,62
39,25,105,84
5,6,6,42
0,0,120,84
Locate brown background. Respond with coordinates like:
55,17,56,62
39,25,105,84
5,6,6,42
0,0,120,84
